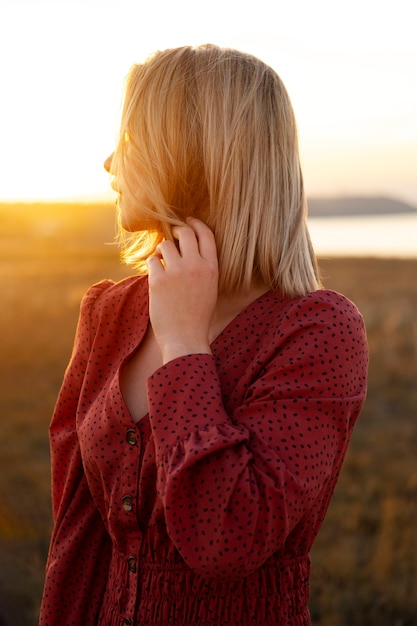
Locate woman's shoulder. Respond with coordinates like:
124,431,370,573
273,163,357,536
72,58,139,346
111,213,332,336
83,274,147,302
259,289,368,375
264,287,361,315
262,288,365,336
80,274,148,317
289,288,362,317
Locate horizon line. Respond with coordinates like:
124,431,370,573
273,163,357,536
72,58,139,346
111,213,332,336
1,192,416,206
1,196,417,214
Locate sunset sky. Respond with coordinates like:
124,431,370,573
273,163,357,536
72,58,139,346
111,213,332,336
0,0,416,205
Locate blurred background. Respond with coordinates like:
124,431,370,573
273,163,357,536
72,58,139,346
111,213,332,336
1,0,416,205
0,0,416,624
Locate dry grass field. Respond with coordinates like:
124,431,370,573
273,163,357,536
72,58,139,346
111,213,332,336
1,203,416,625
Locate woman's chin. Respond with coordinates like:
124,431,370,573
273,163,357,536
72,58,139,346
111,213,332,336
120,219,138,233
120,215,160,233
118,206,143,232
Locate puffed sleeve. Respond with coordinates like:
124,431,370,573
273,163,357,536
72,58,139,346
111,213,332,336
147,291,368,579
40,281,113,626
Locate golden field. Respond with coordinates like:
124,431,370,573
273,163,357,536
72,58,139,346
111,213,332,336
0,204,416,625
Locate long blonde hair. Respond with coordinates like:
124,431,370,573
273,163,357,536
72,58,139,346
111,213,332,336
111,44,321,297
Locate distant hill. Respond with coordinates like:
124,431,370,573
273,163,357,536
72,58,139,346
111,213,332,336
308,196,417,217
1,197,416,234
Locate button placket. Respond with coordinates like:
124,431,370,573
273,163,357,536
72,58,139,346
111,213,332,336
122,495,133,512
119,427,140,522
126,429,137,446
116,422,145,620
127,556,137,573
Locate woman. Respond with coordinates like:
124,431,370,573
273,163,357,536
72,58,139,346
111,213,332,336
40,45,368,626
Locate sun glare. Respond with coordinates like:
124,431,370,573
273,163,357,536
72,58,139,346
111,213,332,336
0,0,416,204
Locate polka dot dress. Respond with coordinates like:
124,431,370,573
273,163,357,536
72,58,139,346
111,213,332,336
39,275,368,626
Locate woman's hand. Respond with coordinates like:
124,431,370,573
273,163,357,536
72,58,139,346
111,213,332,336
146,218,219,364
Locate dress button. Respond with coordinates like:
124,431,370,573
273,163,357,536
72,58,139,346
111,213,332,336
128,556,137,573
126,429,137,445
122,495,133,512
123,619,132,625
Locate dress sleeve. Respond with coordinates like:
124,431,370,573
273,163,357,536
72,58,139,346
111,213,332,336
147,292,368,579
40,282,113,626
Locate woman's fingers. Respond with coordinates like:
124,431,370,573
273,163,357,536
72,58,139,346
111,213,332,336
157,219,216,266
169,218,217,263
149,219,217,284
171,223,200,258
185,217,217,262
146,218,219,363
146,254,165,280
155,240,180,267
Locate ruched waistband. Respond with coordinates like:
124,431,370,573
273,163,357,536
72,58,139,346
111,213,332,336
99,551,311,625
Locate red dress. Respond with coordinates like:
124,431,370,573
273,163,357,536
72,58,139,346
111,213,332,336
39,276,368,626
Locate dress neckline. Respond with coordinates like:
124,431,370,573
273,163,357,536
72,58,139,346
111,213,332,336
115,282,275,428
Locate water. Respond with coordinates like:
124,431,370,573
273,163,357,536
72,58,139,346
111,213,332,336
308,213,417,257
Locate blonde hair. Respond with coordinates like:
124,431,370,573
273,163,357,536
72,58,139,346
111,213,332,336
111,44,321,297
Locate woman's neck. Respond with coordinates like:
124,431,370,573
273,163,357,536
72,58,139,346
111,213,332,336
209,284,269,343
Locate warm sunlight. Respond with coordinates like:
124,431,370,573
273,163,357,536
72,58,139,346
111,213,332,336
0,0,416,204
2,5,417,622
